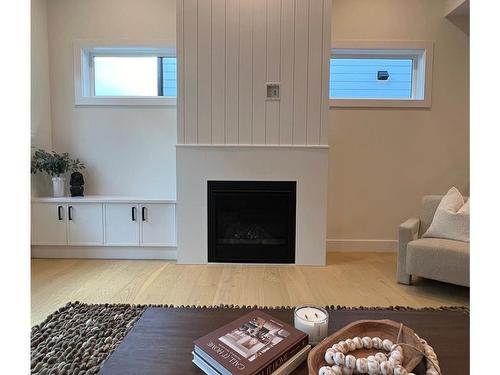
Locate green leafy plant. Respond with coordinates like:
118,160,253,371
31,148,85,177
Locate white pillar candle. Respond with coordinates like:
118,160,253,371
294,305,329,345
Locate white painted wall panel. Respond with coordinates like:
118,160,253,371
320,0,331,145
238,0,253,143
292,0,309,145
306,0,323,145
184,0,198,143
177,0,330,146
197,0,212,144
266,0,281,144
176,0,185,144
225,0,240,144
252,0,267,144
279,0,295,145
211,0,226,144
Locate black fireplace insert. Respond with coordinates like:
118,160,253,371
208,181,296,263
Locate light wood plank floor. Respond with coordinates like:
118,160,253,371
31,252,469,325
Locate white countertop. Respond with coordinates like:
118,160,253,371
31,195,176,204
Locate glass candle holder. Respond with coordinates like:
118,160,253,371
294,305,329,345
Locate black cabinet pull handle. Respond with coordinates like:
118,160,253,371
58,206,63,220
68,206,73,220
132,206,136,221
141,207,146,221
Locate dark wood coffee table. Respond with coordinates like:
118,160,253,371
98,307,469,375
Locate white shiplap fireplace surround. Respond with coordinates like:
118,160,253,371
176,0,331,265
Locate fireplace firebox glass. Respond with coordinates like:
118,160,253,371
208,181,296,263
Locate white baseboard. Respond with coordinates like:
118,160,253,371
326,239,397,252
31,246,177,260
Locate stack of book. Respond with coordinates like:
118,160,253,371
193,310,310,375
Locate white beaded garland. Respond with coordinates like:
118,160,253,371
319,332,441,375
372,337,383,350
367,355,376,363
362,337,373,349
353,337,364,349
389,351,403,366
346,338,357,352
339,341,350,353
380,361,394,375
325,349,336,365
332,344,344,354
334,352,345,366
389,357,402,367
345,354,356,369
391,345,403,354
367,357,380,375
375,353,387,363
319,366,334,375
382,339,394,352
393,365,407,375
356,358,368,373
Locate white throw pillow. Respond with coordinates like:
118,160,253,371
423,187,470,242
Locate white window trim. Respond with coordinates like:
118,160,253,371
73,40,177,106
330,40,434,108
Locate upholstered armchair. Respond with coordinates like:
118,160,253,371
397,195,470,287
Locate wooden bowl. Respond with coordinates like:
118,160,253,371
307,319,424,375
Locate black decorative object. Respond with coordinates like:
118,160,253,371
208,180,296,263
70,171,85,197
377,70,390,80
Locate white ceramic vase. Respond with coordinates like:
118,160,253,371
52,176,65,197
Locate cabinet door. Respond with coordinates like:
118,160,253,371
104,203,140,245
140,204,176,246
31,203,67,245
67,203,104,245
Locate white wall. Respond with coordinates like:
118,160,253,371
38,0,469,253
31,0,53,196
45,0,177,198
327,0,469,250
177,0,331,146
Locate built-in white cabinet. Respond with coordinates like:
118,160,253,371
31,203,67,245
105,203,140,246
68,203,104,245
31,197,176,251
140,204,176,246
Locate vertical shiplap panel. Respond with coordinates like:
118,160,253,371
198,0,212,144
292,0,309,145
211,0,226,144
184,0,198,143
320,0,331,145
306,0,322,144
176,0,185,143
265,0,281,144
238,0,253,144
252,0,267,144
225,0,239,144
279,0,295,145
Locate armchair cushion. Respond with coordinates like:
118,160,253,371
406,238,470,287
422,187,470,242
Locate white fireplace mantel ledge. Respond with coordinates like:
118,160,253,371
176,144,329,149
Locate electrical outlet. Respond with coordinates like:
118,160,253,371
266,82,280,100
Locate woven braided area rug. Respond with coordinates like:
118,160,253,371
31,302,468,375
